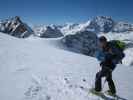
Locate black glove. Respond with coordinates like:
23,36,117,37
100,61,105,67
100,60,111,67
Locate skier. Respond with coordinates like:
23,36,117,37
91,36,125,96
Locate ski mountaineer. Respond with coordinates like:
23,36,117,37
91,36,125,96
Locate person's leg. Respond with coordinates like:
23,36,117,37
106,71,116,94
95,71,103,91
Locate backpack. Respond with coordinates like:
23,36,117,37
110,40,126,51
109,40,126,64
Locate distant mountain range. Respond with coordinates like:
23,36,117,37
34,16,133,37
0,16,133,38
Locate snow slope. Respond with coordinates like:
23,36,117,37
0,32,133,100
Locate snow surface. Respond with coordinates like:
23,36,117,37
0,32,133,100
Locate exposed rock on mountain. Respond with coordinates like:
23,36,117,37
88,16,114,33
62,31,98,56
0,16,33,38
33,25,63,38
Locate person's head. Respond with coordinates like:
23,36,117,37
98,36,107,48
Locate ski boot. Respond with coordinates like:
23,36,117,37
89,88,102,96
105,90,116,97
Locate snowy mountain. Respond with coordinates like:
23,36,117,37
33,16,133,36
33,25,63,38
33,21,91,36
113,22,133,33
88,16,115,33
59,21,91,35
0,32,132,100
1,16,133,39
0,16,33,38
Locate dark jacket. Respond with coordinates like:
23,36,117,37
96,41,125,70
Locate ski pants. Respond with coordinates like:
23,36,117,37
95,67,116,94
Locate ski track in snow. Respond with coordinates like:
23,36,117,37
0,33,132,100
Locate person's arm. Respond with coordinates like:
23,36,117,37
95,49,105,62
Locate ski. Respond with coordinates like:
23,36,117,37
89,88,120,100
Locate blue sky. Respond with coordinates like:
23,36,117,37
0,0,133,25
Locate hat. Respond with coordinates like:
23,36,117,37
99,36,107,42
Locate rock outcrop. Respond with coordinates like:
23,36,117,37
0,16,33,38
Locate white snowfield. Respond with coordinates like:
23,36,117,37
0,32,133,100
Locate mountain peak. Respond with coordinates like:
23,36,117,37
0,16,33,38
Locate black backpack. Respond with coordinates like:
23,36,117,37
109,40,126,64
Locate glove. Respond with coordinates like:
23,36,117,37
100,61,105,67
100,61,111,67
